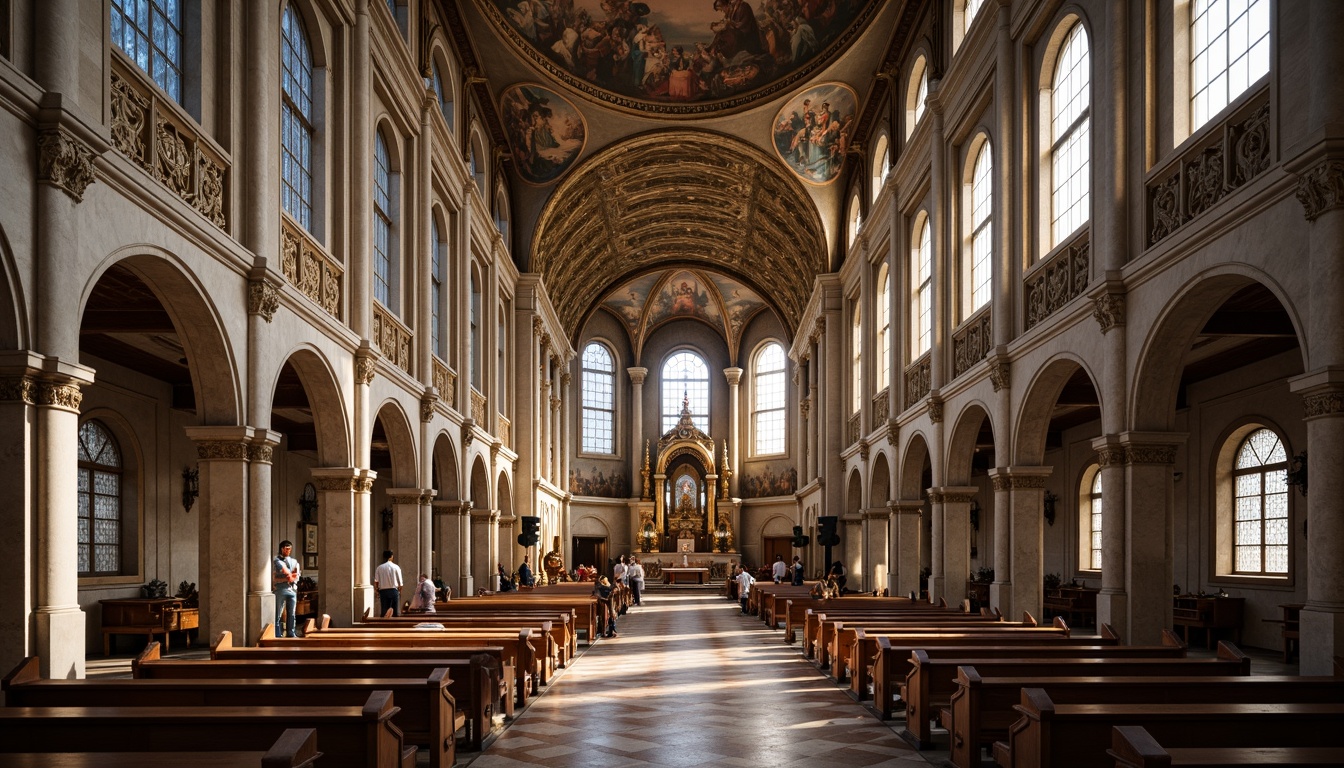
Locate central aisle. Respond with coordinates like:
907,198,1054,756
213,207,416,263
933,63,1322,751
469,590,928,768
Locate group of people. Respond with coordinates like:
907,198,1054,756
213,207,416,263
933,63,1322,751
271,546,443,638
593,554,647,638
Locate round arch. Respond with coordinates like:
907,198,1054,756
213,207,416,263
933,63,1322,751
945,402,995,486
1013,354,1102,464
846,467,863,514
374,399,418,487
0,222,27,349
496,471,513,520
270,345,351,467
899,430,933,500
431,430,460,501
870,450,892,507
468,455,490,510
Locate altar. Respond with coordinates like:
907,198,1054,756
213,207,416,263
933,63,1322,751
662,567,710,585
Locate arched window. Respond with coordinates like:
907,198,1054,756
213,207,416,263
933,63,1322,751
847,195,863,247
469,137,486,197
431,217,445,358
469,268,482,389
1050,22,1090,247
851,301,862,413
907,57,928,137
431,60,454,132
911,214,932,357
965,0,986,32
871,135,890,202
110,0,183,102
581,342,616,454
494,189,509,239
1191,0,1269,131
661,351,709,434
752,343,786,455
876,264,890,390
1082,468,1103,571
968,141,993,315
281,4,315,232
373,130,395,309
78,420,123,576
1232,428,1289,574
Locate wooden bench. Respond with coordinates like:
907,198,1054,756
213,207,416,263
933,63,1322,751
252,624,539,704
1108,724,1344,768
947,670,1344,768
785,598,973,646
995,688,1344,768
355,609,578,660
3,655,458,768
0,691,415,768
808,610,1037,668
133,647,500,751
308,619,563,681
0,728,320,768
899,636,1191,747
429,595,599,642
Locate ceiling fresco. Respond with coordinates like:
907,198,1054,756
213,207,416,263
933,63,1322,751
598,269,771,357
477,0,880,115
531,131,827,340
771,81,857,184
500,83,588,184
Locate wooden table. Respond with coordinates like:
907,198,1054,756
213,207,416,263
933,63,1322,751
662,567,710,585
1261,602,1302,663
99,598,199,655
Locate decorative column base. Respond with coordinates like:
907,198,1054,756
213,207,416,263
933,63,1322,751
35,606,85,679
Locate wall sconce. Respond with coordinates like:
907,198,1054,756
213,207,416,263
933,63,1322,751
381,507,394,531
969,499,981,532
1043,490,1058,527
182,466,199,513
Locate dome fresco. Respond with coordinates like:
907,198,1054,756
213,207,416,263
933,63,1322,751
500,83,588,184
597,268,771,357
478,0,878,115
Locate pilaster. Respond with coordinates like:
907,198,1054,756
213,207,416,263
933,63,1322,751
927,486,977,606
987,467,1053,620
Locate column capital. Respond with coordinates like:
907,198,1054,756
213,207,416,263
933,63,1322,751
1090,276,1128,333
889,500,924,516
1290,367,1344,419
987,466,1053,490
186,426,259,461
1090,434,1128,467
1114,431,1187,465
37,126,98,202
927,486,979,505
247,429,282,463
248,274,281,322
723,367,743,386
355,346,377,385
627,366,648,386
1294,159,1344,221
388,487,435,505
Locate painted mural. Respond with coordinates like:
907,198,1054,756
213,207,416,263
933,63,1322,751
597,269,772,353
483,0,874,111
707,273,767,338
569,465,631,497
500,83,588,184
741,463,797,498
771,81,856,184
601,272,661,331
648,271,723,332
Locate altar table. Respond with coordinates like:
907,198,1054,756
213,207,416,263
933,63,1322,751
663,567,710,585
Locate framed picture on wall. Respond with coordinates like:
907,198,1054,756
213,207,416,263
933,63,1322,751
302,522,318,554
304,554,318,570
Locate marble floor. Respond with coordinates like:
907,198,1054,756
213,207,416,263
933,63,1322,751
463,589,927,768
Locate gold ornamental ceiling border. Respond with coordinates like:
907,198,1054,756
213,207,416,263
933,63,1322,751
530,130,828,340
470,0,885,119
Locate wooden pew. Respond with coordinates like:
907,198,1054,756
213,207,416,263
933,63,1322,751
133,648,499,751
3,655,457,768
0,691,415,768
355,608,578,660
1108,724,1344,768
995,688,1344,768
949,670,1344,768
807,609,1032,667
429,595,598,643
900,635,1191,747
0,727,320,768
252,624,539,704
842,619,1083,695
783,597,963,645
307,619,563,681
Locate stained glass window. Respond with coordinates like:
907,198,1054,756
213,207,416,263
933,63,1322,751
281,4,315,231
1232,428,1289,574
110,0,183,102
374,131,393,308
78,420,123,576
912,216,932,357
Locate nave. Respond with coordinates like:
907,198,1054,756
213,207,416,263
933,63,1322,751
471,591,925,768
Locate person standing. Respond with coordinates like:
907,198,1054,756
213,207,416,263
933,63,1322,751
518,555,536,587
593,576,618,637
373,550,404,617
627,556,645,606
791,555,805,586
409,573,437,613
735,564,755,615
771,554,788,583
272,540,301,637
613,554,628,587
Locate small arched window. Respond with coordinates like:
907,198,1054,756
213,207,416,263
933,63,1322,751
968,141,993,315
907,56,929,137
469,268,482,389
281,4,315,232
431,61,454,132
851,300,862,413
581,342,616,454
847,195,863,247
1191,0,1269,131
1232,428,1289,574
752,343,786,455
1085,468,1103,570
876,265,890,391
431,217,445,358
911,214,932,357
1050,22,1090,247
662,351,709,434
373,130,395,309
78,420,124,576
871,135,890,202
110,0,183,103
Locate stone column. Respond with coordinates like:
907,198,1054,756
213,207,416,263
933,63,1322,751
928,487,976,606
1117,433,1185,644
430,499,454,584
1091,435,1128,634
806,351,818,480
445,501,473,597
246,431,281,643
927,83,947,397
987,467,1052,619
724,367,742,495
559,372,571,488
389,487,433,583
472,507,499,589
1289,374,1344,674
889,501,924,598
863,506,890,594
539,376,551,482
628,367,647,497
309,467,360,627
551,386,563,483
0,362,38,669
350,0,372,337
186,427,253,647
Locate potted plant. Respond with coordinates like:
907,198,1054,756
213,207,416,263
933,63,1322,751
1043,572,1062,595
976,567,995,583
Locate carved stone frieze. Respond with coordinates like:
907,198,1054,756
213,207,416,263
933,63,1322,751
314,476,358,492
904,355,931,404
280,217,342,318
37,127,97,202
1295,160,1344,222
1184,142,1226,218
1095,445,1126,467
1148,175,1183,245
196,441,248,460
1302,391,1344,418
196,155,227,227
1232,103,1271,186
1125,445,1178,465
928,490,976,505
1092,292,1126,333
990,474,1047,491
952,311,991,378
388,494,421,505
1025,233,1090,330
248,279,280,321
0,376,36,404
37,381,83,411
110,70,149,166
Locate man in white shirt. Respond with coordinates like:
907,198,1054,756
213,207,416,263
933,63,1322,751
735,565,755,614
373,550,404,616
771,554,788,583
613,555,628,586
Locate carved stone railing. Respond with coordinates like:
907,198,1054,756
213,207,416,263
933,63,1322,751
371,303,412,374
872,388,889,422
904,353,931,405
498,415,512,448
1025,228,1090,331
433,359,457,407
471,389,488,424
952,307,992,379
1147,88,1271,248
280,216,343,319
110,54,229,230
848,413,861,446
